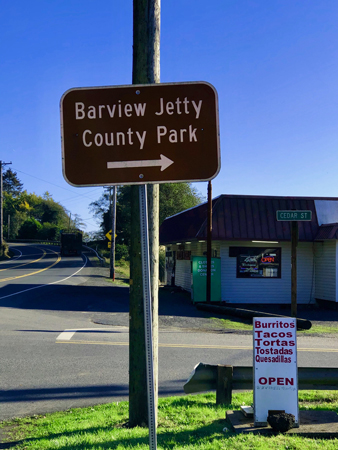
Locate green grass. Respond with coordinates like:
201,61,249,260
298,324,338,335
2,391,338,449
106,260,130,287
211,317,253,331
212,317,338,335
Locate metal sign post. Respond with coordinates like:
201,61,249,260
139,184,157,450
276,210,312,318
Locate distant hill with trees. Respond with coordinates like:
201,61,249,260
3,169,204,258
3,168,82,241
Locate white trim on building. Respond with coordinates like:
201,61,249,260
165,239,337,305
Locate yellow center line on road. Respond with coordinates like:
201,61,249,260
0,249,61,282
56,340,251,349
55,340,338,352
0,249,47,273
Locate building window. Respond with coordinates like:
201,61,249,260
177,250,191,260
229,247,281,278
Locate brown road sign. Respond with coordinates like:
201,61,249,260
60,82,220,186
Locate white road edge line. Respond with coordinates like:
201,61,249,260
56,327,128,341
0,253,88,300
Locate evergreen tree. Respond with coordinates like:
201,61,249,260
3,169,23,196
89,183,204,248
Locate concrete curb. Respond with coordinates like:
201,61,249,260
196,303,312,330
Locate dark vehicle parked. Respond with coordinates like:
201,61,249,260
60,232,82,256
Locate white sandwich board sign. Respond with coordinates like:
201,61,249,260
253,317,299,427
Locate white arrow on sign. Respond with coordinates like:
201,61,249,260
107,154,174,172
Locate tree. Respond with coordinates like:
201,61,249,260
3,188,83,240
90,183,204,234
30,192,69,226
37,223,59,240
18,218,42,239
89,183,204,249
159,183,204,224
89,187,128,242
69,213,86,231
3,169,23,196
3,191,32,239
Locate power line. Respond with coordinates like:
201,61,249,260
59,193,102,204
12,167,103,201
10,167,102,230
12,167,101,229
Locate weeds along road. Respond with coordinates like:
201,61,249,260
1,243,338,421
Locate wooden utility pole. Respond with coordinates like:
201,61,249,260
109,186,117,280
0,162,3,253
0,161,12,255
291,221,298,317
129,0,160,428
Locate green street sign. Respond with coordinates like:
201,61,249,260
276,210,312,221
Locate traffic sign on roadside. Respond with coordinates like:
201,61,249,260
276,210,312,221
61,82,220,186
105,230,117,241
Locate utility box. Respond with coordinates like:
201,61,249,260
191,256,221,303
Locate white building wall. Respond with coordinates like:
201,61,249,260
297,243,315,304
169,241,221,293
220,241,315,304
314,241,337,302
336,243,338,303
169,240,325,304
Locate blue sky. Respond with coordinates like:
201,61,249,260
1,1,338,232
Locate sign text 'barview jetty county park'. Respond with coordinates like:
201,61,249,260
61,82,220,186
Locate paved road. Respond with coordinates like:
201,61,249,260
0,243,87,304
1,243,338,422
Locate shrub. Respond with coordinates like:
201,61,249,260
18,218,42,239
115,244,129,261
